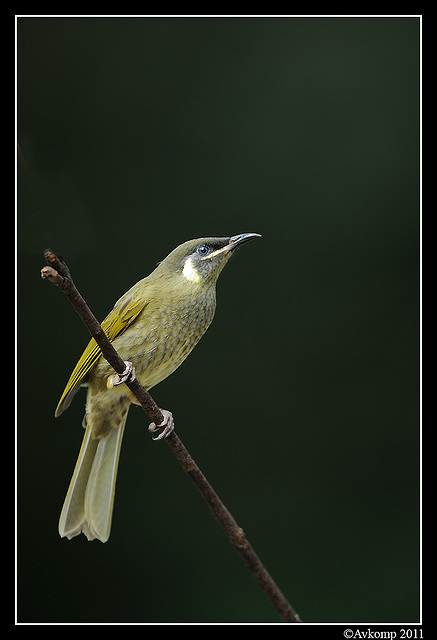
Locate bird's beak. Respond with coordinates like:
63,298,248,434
201,233,261,260
228,233,262,249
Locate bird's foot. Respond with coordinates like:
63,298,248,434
148,409,174,441
111,361,136,387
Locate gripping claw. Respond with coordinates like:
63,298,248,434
148,409,174,441
112,361,136,386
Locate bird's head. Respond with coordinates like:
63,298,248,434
155,233,261,287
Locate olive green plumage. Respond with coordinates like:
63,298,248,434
57,233,260,542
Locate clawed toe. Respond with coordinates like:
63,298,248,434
148,409,174,440
112,361,136,387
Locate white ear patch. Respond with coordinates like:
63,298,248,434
182,257,201,283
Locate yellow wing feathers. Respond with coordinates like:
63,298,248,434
55,285,148,417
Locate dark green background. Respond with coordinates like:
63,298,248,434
17,17,420,623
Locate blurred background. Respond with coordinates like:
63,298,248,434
17,16,420,623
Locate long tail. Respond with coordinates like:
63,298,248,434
58,413,128,543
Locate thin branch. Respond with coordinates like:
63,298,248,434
41,249,301,623
41,250,164,427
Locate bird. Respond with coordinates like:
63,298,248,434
56,233,261,542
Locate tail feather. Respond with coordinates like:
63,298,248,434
59,415,128,543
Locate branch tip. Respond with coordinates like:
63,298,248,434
43,249,71,278
40,265,64,286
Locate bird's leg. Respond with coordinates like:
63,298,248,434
148,409,174,440
111,361,136,386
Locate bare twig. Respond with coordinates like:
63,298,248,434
41,250,164,427
41,249,301,623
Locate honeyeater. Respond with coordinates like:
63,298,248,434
56,233,260,542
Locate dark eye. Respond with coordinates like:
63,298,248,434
197,245,210,256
